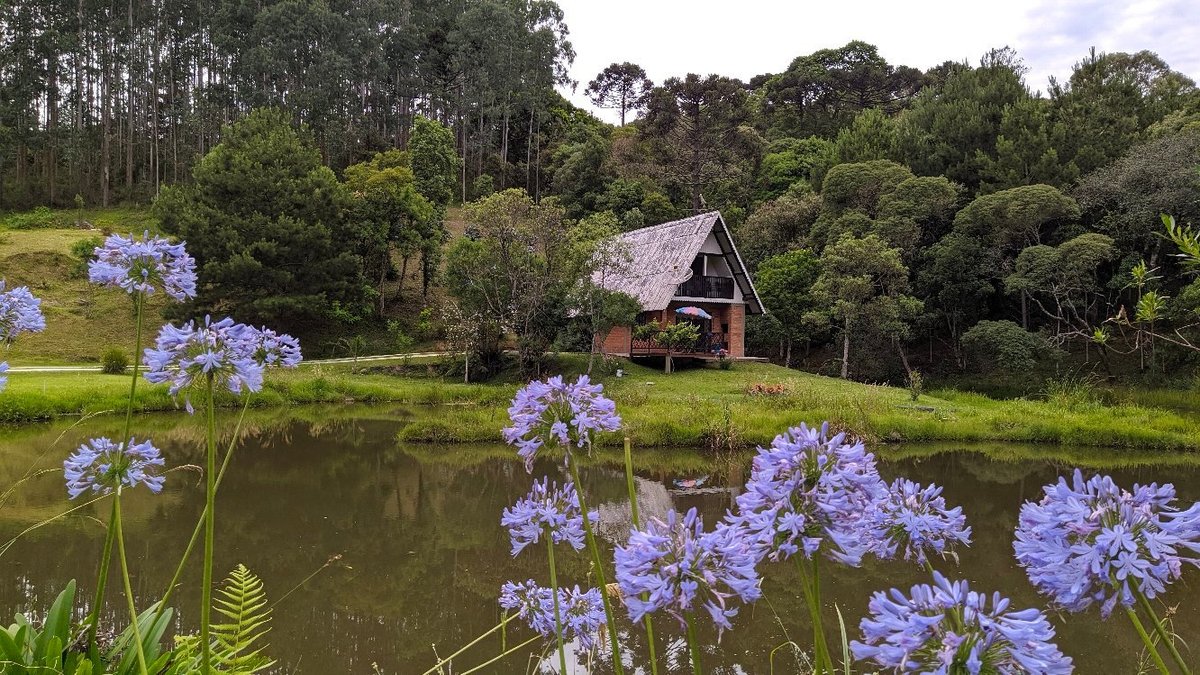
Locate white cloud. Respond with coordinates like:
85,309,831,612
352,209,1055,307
554,0,1200,122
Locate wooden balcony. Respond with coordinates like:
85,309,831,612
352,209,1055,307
675,275,735,299
631,331,730,356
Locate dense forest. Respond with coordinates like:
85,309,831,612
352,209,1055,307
3,0,1200,385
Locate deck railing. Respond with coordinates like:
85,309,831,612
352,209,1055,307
675,275,735,299
631,331,729,356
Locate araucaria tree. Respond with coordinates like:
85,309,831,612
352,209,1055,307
155,109,364,332
586,62,654,126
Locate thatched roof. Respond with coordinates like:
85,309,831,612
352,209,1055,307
593,211,763,314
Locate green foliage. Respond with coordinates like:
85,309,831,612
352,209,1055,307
409,116,460,207
756,137,837,201
907,369,924,401
585,62,654,126
736,194,822,271
69,235,103,278
977,98,1078,193
168,565,275,674
756,249,822,359
470,174,495,200
961,320,1050,372
101,347,130,375
155,108,363,330
0,206,69,230
834,108,899,163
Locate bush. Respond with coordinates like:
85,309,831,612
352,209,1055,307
1,206,70,230
101,347,130,374
69,235,103,277
961,320,1050,372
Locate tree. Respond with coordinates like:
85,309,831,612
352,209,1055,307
643,73,756,211
808,160,914,250
919,233,996,367
343,150,435,314
585,62,653,126
755,136,837,201
568,211,640,372
897,52,1028,190
410,116,460,208
735,193,822,272
155,108,362,330
444,189,575,375
812,234,922,378
756,249,821,366
977,98,1078,193
961,320,1050,372
834,108,899,163
1005,233,1117,344
1074,130,1200,262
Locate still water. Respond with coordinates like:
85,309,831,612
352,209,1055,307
1,407,1197,673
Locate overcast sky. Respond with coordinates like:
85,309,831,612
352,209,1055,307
553,0,1200,123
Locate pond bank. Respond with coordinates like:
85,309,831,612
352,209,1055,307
1,358,1198,451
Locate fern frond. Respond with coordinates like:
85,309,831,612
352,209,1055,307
210,564,275,674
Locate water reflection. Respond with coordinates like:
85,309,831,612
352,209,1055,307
0,409,1197,673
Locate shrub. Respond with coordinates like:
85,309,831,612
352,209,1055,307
101,347,130,374
907,369,924,401
961,320,1049,372
1,206,70,230
69,235,104,277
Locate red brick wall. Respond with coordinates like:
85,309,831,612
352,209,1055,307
729,303,746,357
595,325,632,356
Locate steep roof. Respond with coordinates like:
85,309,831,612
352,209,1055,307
593,211,763,314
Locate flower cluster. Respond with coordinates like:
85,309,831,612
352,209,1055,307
870,478,972,565
502,375,621,472
240,325,302,368
728,422,886,566
1014,469,1200,617
0,361,8,393
143,316,264,412
88,231,197,300
498,580,605,650
0,281,47,344
64,437,166,499
501,478,596,556
614,507,760,636
852,572,1072,674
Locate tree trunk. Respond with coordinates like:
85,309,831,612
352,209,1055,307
784,338,792,369
126,0,134,196
1021,290,1028,330
840,320,851,379
895,338,912,376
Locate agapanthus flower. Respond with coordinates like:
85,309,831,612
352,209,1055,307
64,437,165,499
0,361,7,393
852,571,1073,674
499,580,605,650
727,422,886,566
239,325,302,368
1014,469,1200,617
502,375,621,472
870,478,972,566
88,231,197,300
143,316,263,412
501,478,597,556
614,507,760,637
0,281,47,344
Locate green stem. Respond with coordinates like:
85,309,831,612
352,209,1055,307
623,436,658,675
420,615,514,675
1126,605,1171,675
151,397,252,631
200,376,217,674
86,291,144,653
1135,588,1192,675
684,612,703,675
568,459,625,675
547,532,569,675
113,491,149,675
84,498,118,654
795,557,832,674
457,636,539,675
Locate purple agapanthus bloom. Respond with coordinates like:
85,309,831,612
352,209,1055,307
501,478,597,556
502,375,621,472
870,479,972,566
852,571,1073,674
88,231,197,301
143,316,263,412
727,422,887,566
614,507,761,637
1014,469,1200,617
0,281,47,344
64,437,166,499
0,361,7,393
239,325,302,368
499,580,605,650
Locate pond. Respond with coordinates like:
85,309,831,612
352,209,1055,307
1,407,1198,674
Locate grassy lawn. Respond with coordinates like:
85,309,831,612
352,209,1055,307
2,356,1199,452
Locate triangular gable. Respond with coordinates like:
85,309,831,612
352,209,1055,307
593,211,764,314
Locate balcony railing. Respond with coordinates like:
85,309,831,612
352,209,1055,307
676,275,735,299
632,331,729,356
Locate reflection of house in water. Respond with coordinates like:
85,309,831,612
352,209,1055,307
593,463,746,543
594,476,673,544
